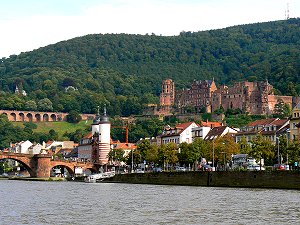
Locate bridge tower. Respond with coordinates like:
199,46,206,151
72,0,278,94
98,106,111,165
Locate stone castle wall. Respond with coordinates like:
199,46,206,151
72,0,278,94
157,79,296,116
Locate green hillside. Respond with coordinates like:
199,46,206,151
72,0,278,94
13,120,93,140
0,18,299,117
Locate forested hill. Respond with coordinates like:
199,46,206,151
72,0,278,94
0,18,299,116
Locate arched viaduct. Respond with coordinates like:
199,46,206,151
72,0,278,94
0,152,96,178
0,110,94,122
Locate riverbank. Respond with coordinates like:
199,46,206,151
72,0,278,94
5,177,66,182
106,171,300,190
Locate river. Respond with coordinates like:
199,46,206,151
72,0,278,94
0,180,299,225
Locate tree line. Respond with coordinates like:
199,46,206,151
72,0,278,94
110,134,300,170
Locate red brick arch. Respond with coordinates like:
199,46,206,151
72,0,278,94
0,153,35,177
0,110,94,122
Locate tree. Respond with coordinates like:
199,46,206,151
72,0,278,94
49,129,58,140
286,139,300,165
213,134,239,168
238,136,251,154
108,148,126,166
66,110,82,123
273,99,291,119
249,135,275,166
37,98,53,111
190,138,210,169
24,100,37,111
159,143,178,170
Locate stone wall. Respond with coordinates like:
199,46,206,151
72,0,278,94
109,171,300,189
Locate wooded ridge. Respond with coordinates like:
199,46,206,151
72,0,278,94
0,18,299,116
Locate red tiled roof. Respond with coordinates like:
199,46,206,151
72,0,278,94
202,121,223,128
175,122,196,130
271,119,288,126
114,143,137,150
83,132,93,139
204,126,227,140
247,118,278,127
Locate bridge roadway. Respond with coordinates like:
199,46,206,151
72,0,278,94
0,152,96,178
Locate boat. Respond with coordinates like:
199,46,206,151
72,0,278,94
84,171,115,183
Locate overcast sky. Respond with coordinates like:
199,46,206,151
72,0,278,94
0,0,299,58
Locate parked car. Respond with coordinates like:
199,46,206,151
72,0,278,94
273,164,287,170
136,169,145,173
175,166,187,172
204,165,213,171
247,165,265,171
153,167,163,172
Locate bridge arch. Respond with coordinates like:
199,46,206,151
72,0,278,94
50,164,74,177
0,156,35,177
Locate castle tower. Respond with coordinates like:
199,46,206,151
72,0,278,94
98,106,111,165
160,79,175,106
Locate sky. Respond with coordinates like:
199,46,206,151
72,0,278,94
0,0,299,58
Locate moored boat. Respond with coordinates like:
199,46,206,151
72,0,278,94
84,171,115,183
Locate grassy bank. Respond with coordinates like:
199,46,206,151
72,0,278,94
13,120,93,139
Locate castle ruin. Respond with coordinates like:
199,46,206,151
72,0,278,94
158,79,298,116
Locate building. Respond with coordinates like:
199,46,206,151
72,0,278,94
204,126,238,141
13,140,33,154
111,141,137,165
157,122,199,145
192,120,223,140
235,118,290,144
290,102,300,141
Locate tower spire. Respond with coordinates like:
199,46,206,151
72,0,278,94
103,104,107,116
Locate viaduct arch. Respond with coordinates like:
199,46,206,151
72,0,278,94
0,110,94,122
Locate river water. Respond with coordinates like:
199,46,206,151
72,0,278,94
0,180,299,225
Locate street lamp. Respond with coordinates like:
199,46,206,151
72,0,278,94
131,150,134,173
221,152,226,171
212,140,215,171
276,137,280,165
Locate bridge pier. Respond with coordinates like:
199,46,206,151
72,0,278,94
33,155,52,178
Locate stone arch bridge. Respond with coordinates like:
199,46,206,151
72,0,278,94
0,110,94,122
0,152,97,178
